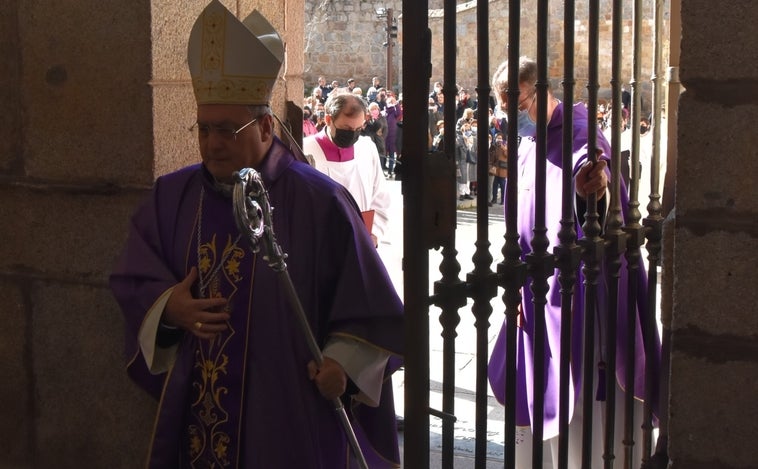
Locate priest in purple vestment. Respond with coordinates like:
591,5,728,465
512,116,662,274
487,57,660,467
109,2,403,467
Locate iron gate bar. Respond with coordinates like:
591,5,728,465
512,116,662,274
556,2,581,468
500,1,527,468
526,0,555,466
471,0,498,467
622,247,643,469
602,0,629,466
622,0,647,466
401,1,431,467
641,0,667,463
579,0,605,467
433,237,464,469
435,0,463,466
629,0,644,224
428,406,457,422
399,1,670,467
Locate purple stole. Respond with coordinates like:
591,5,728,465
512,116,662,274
183,189,256,467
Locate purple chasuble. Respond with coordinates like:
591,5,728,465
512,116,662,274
487,103,660,439
111,137,403,468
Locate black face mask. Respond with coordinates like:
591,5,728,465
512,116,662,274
640,124,649,134
304,113,311,120
332,128,361,148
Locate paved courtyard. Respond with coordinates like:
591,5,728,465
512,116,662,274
378,179,511,467
379,179,661,468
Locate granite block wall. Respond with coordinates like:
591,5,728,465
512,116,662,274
0,0,303,466
305,0,666,112
670,0,758,467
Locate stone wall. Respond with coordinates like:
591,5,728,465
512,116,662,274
305,0,667,112
0,0,302,466
438,1,666,106
3,0,758,467
1,1,158,466
670,0,758,466
304,0,404,93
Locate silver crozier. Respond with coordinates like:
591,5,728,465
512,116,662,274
232,168,369,469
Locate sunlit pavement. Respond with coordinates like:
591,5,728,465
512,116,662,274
379,179,661,468
378,180,510,467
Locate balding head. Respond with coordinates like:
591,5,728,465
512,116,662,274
492,56,538,108
324,91,368,120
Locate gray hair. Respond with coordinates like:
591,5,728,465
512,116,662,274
491,56,539,106
247,105,272,119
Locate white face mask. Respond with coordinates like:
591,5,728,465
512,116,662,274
517,109,536,137
515,87,537,137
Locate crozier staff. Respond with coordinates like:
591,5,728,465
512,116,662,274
109,2,404,467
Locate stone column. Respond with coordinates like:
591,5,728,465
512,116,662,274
0,0,303,466
669,1,758,467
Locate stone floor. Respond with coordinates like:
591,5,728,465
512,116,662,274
380,179,660,468
381,180,511,467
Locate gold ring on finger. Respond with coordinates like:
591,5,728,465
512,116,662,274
194,321,203,330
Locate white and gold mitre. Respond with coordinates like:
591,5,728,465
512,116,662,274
188,0,284,105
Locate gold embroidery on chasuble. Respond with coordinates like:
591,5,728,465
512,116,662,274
189,233,252,468
192,9,272,106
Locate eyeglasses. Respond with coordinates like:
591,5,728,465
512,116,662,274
189,116,259,141
334,122,365,132
504,88,537,111
517,90,537,111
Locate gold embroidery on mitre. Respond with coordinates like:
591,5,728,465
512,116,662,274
190,2,279,105
192,77,272,105
200,9,223,73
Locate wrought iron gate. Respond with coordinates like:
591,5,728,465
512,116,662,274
401,0,674,468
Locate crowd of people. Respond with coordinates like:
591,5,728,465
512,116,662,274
111,2,660,464
302,59,661,468
303,76,405,180
304,73,661,208
304,75,514,203
426,80,516,203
